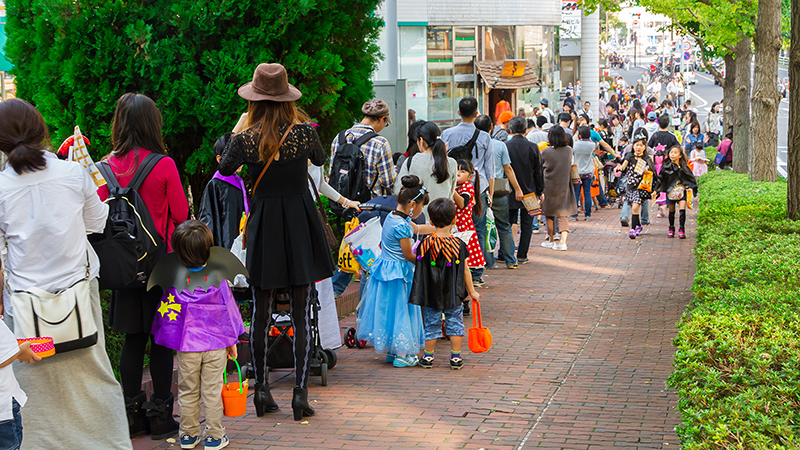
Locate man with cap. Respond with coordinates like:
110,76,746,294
539,98,555,124
492,111,514,141
442,97,495,287
329,99,396,296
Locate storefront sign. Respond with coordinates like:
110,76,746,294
454,74,474,83
561,0,582,39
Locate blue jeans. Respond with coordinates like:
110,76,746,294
573,176,593,218
486,196,517,268
331,269,352,297
509,208,534,259
0,399,22,450
597,183,609,207
471,191,489,279
423,304,465,340
621,199,650,224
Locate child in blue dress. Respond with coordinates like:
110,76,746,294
357,175,434,367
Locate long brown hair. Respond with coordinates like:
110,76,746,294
245,100,300,163
0,99,50,174
110,93,167,157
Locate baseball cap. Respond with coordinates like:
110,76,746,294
647,111,657,121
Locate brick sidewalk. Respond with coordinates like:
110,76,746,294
134,206,695,450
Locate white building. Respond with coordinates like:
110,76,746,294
374,0,562,128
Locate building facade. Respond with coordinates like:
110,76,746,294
375,0,562,128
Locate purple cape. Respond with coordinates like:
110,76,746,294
151,282,245,352
212,171,250,216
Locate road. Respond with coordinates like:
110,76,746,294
608,56,789,177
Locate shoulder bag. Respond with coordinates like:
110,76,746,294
668,183,685,201
9,255,98,353
308,174,339,250
242,124,294,249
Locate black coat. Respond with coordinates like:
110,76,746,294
659,160,698,194
505,135,544,209
409,236,469,311
198,177,247,250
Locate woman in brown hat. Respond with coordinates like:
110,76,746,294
219,63,335,421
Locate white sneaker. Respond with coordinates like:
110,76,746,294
532,228,541,234
541,240,554,248
553,244,568,251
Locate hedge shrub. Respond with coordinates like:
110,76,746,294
669,171,800,449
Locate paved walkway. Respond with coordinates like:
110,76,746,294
134,206,695,450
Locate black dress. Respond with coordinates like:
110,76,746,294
219,122,335,290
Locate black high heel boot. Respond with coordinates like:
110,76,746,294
254,382,279,417
292,387,315,421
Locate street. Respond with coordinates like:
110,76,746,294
610,56,789,177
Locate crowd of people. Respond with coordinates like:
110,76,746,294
0,60,722,450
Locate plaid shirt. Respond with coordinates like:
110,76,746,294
330,123,395,198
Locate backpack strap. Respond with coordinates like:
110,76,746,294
464,129,481,156
128,153,166,191
354,132,379,147
405,153,414,171
96,161,120,192
337,130,347,146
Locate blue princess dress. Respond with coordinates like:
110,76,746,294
357,212,424,358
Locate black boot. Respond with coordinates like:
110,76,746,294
254,382,279,416
144,393,179,440
125,391,149,438
292,388,315,421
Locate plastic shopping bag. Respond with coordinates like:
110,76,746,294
230,233,248,288
338,218,361,274
486,207,499,258
343,217,382,271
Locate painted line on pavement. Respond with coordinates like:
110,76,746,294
688,89,709,109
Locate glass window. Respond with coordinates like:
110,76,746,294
453,27,476,116
427,27,454,125
400,27,428,121
483,26,515,61
515,25,560,111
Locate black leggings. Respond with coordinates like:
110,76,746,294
120,332,174,400
251,285,312,389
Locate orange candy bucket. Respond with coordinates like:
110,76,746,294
17,337,55,358
221,359,248,417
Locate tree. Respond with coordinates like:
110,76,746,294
5,0,384,207
749,0,782,181
788,0,799,219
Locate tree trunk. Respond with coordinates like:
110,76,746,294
732,35,752,174
722,53,737,136
749,0,782,182
789,0,800,219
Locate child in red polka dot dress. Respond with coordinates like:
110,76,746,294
453,159,486,273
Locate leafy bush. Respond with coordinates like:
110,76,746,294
669,171,800,449
5,0,383,208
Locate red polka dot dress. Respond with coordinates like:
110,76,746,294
455,182,486,269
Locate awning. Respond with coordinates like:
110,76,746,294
475,60,539,90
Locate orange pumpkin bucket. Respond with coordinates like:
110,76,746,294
221,359,248,417
17,337,55,358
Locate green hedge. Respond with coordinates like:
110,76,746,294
669,171,800,449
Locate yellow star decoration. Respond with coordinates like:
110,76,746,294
158,299,182,318
167,310,179,321
167,293,176,303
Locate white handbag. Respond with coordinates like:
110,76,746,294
9,260,98,353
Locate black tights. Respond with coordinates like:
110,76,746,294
668,208,687,230
120,332,174,400
251,285,312,389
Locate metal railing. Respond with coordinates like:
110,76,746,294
779,56,789,67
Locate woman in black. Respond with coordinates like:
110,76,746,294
219,63,335,421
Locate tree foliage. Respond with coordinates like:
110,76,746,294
5,0,384,206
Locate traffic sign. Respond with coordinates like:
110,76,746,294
633,20,638,26
683,51,691,60
683,41,691,50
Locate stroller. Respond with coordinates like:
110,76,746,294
264,286,338,386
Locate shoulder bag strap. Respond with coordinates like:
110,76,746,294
252,124,294,194
307,173,331,220
128,153,166,191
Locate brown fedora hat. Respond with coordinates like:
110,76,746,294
238,63,302,102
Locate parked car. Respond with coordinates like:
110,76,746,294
645,45,658,55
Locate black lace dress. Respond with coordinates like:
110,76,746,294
219,122,335,290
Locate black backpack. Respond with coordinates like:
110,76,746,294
328,130,379,216
447,129,481,162
92,153,166,290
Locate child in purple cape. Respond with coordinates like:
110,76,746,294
198,133,250,249
150,220,245,450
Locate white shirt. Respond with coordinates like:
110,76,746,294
666,81,679,95
0,153,108,316
648,82,662,93
0,320,27,422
